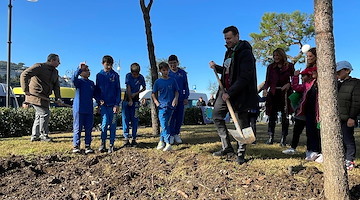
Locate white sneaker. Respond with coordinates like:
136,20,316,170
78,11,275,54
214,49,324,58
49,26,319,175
314,154,323,163
163,143,172,151
174,135,183,144
282,148,296,155
169,136,175,144
156,141,165,150
305,152,319,161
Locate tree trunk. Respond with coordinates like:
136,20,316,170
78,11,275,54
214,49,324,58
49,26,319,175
140,0,160,135
314,0,350,199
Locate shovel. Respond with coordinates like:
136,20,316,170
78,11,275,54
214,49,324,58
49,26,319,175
213,69,256,144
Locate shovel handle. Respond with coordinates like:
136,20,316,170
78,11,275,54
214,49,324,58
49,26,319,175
213,69,244,136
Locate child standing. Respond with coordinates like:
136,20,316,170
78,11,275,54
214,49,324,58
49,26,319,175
336,61,360,170
95,55,121,153
122,63,146,147
152,62,179,151
71,62,95,154
168,55,189,144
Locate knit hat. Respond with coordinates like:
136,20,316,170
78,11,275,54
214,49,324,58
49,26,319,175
300,67,317,75
336,61,353,72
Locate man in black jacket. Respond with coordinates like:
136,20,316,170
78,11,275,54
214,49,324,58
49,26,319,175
209,26,258,164
336,60,360,170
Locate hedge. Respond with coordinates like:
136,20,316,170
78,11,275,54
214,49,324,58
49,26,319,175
0,106,204,138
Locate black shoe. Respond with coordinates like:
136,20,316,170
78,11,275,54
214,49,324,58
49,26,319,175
212,148,234,156
40,137,53,142
98,143,106,152
236,155,246,165
265,137,273,145
30,137,40,142
121,140,131,148
108,145,115,153
280,136,286,147
131,140,138,147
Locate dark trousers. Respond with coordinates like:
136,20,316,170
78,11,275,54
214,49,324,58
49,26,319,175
305,112,321,153
341,121,356,161
290,118,306,149
213,91,249,156
268,109,289,138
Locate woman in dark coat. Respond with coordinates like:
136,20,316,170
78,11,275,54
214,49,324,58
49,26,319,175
263,48,294,146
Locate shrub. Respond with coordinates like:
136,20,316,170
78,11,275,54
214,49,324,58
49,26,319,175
183,107,203,125
48,107,73,132
138,106,151,126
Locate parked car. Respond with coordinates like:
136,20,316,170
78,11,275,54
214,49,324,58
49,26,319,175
0,83,19,108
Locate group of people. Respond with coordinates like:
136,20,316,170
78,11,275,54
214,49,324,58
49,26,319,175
20,25,358,169
262,46,359,170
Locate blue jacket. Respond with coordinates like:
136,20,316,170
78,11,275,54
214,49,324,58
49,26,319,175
72,68,95,114
95,69,121,106
169,68,189,101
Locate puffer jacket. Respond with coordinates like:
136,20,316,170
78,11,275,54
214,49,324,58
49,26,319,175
20,63,61,107
337,77,360,121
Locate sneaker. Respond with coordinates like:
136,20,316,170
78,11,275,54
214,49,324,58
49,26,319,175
156,141,165,150
72,146,81,153
282,148,296,155
212,148,235,156
305,152,319,161
345,160,355,170
85,145,94,154
163,143,172,151
40,136,53,142
236,154,246,165
265,137,273,145
30,137,40,142
131,140,138,147
108,145,115,153
169,136,175,145
121,139,131,148
314,154,323,163
98,143,106,152
305,150,313,158
174,135,183,144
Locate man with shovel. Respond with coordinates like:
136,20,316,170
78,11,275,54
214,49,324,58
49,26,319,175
209,26,258,164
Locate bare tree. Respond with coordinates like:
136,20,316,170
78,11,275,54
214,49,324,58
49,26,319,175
314,0,350,199
140,0,159,135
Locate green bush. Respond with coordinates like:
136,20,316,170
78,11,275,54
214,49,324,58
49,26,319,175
48,108,73,132
0,106,203,138
138,106,151,126
0,107,35,137
183,107,203,125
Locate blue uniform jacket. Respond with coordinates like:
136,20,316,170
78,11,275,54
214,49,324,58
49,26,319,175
95,69,121,106
72,68,95,114
169,68,189,101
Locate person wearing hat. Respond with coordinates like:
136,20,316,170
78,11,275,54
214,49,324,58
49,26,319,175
336,60,360,170
282,67,314,155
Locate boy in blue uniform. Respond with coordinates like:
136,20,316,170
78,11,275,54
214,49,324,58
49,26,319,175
95,55,121,153
122,63,146,147
72,62,95,154
152,62,179,151
168,55,189,144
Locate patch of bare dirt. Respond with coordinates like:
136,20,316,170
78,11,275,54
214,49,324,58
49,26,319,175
0,149,359,200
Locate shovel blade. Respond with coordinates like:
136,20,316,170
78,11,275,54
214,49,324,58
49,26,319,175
228,127,256,144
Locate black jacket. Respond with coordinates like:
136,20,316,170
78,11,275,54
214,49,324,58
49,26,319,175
337,77,360,121
215,40,258,112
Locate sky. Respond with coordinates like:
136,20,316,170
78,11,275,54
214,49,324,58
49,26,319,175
0,0,359,98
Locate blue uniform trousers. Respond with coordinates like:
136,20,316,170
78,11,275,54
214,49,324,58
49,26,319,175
122,101,140,140
169,103,185,136
73,112,93,147
159,107,174,144
100,106,117,145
